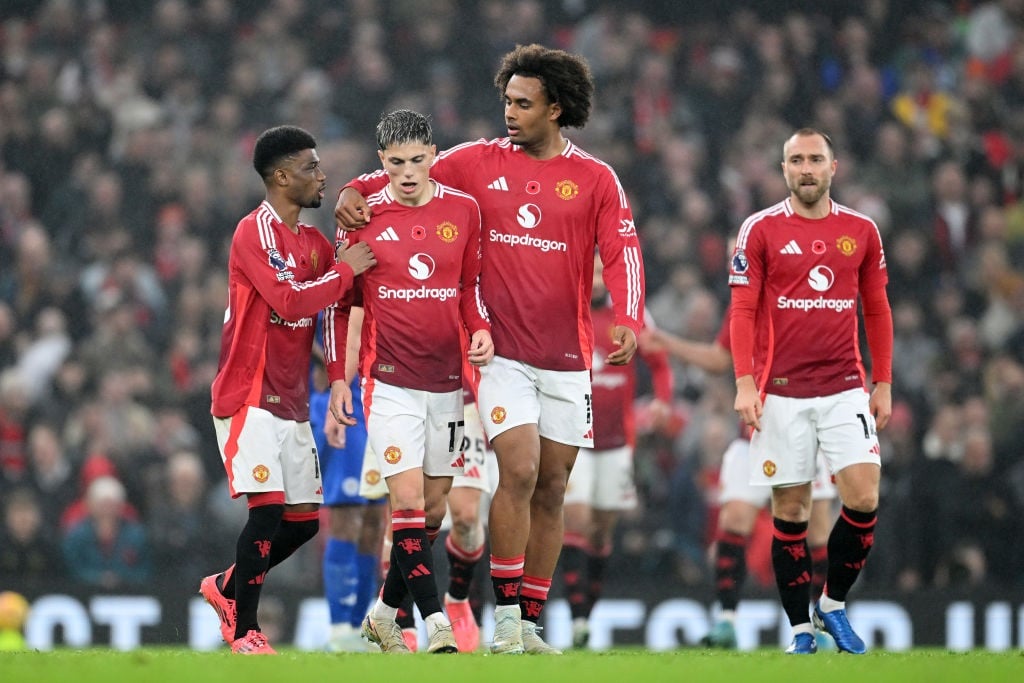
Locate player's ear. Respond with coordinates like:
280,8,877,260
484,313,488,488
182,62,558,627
273,166,289,187
549,101,562,123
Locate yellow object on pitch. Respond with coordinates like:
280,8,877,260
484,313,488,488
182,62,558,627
0,591,29,631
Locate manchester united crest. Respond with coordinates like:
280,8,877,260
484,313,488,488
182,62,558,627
555,179,579,200
252,464,270,483
836,235,857,256
762,460,777,477
365,469,381,486
311,249,319,272
490,406,507,424
383,446,402,465
436,221,458,243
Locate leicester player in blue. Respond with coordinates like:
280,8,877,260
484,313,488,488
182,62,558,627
310,308,388,652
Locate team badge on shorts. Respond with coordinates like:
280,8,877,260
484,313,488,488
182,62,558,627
762,460,777,477
252,464,270,483
383,446,402,465
490,406,507,424
365,469,381,486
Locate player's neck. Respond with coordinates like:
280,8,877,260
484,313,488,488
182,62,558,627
790,195,832,220
266,196,301,232
520,133,568,160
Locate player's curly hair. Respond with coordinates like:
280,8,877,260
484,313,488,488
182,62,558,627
252,125,317,182
494,43,594,129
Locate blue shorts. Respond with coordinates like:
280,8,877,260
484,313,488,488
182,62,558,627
310,379,383,508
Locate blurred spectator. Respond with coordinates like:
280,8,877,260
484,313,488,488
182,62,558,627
0,487,62,582
59,453,139,531
0,303,17,371
940,427,1024,588
23,421,76,534
891,299,943,412
858,122,932,231
25,353,91,434
145,450,224,582
0,369,30,489
985,353,1024,473
14,306,71,406
0,222,63,332
928,159,977,278
61,474,150,588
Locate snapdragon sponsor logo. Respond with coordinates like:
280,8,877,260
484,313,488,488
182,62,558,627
378,285,458,302
489,229,567,253
776,296,856,312
269,311,315,328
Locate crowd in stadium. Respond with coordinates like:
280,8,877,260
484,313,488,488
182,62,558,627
1,0,1023,598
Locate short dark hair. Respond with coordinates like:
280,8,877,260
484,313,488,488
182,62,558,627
494,43,594,129
252,125,317,181
375,109,432,150
789,127,835,158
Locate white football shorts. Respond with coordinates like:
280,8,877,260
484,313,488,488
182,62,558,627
718,437,836,505
213,405,323,504
451,401,495,493
476,355,594,448
364,379,465,479
564,445,637,511
749,388,881,488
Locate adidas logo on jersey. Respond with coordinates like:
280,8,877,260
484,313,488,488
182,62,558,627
780,240,802,254
487,176,509,191
376,227,400,241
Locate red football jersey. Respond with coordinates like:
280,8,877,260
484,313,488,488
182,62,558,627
349,137,645,371
335,182,489,393
211,201,354,421
590,303,673,450
715,305,731,351
728,198,889,398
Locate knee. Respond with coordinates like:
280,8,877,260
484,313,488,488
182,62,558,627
842,491,879,514
424,498,448,528
532,472,568,511
498,459,538,497
451,514,478,540
388,481,423,512
772,499,810,523
285,513,319,544
449,497,480,529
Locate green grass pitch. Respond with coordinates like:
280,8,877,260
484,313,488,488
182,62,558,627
1,648,1021,683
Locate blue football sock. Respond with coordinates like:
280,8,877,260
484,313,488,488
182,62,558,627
323,539,358,625
353,551,380,627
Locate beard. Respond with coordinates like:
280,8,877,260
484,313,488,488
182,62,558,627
792,180,829,205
